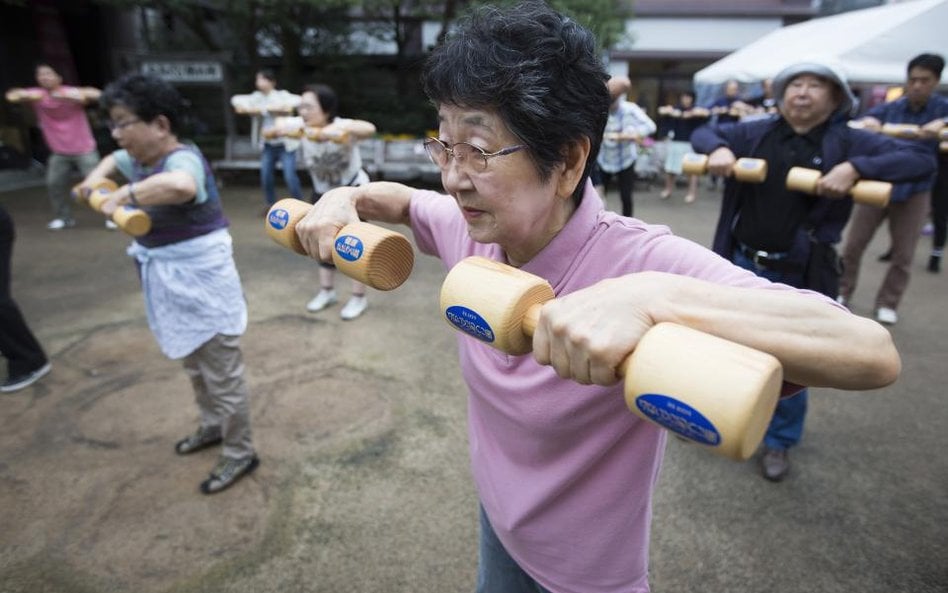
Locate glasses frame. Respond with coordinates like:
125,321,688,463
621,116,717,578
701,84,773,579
423,137,525,173
107,118,142,132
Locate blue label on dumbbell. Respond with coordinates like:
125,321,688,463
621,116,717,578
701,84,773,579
445,306,495,343
635,393,720,446
268,208,289,230
335,234,364,261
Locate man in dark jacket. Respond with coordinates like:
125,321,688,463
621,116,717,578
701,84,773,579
691,61,934,482
838,53,948,323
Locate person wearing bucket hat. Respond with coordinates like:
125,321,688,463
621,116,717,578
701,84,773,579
690,60,935,483
837,53,948,324
771,61,858,119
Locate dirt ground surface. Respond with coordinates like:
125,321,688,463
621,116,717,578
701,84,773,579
1,174,945,593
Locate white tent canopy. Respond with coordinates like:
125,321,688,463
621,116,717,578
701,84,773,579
693,0,948,101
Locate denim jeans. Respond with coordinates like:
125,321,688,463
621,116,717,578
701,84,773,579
731,247,808,451
260,143,303,205
476,505,552,593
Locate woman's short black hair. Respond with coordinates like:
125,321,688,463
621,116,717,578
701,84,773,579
100,73,183,133
421,0,610,203
302,83,339,121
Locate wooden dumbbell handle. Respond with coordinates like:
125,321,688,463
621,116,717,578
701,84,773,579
786,167,891,208
681,154,768,183
72,178,118,202
87,189,152,237
265,198,414,291
855,123,948,150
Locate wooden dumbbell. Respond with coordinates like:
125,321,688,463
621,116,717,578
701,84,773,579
681,153,768,183
879,123,948,141
786,167,891,208
306,128,350,143
265,198,414,291
881,123,921,139
73,179,152,236
853,122,948,151
71,178,117,202
439,256,783,461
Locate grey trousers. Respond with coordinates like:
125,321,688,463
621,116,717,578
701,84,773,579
839,190,931,310
181,334,255,460
45,150,100,221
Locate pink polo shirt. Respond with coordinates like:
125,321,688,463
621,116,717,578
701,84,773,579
26,86,96,155
410,181,809,593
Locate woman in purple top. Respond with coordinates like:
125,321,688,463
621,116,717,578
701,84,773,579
292,2,901,592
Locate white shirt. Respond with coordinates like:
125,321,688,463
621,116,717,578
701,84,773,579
230,89,302,150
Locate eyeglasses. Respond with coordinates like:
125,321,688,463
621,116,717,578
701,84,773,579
423,137,525,173
107,118,141,131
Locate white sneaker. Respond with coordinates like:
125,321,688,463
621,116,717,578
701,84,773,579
340,295,368,321
47,218,74,230
875,307,898,325
105,219,118,230
306,289,338,313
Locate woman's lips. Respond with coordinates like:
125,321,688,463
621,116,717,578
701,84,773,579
461,206,485,221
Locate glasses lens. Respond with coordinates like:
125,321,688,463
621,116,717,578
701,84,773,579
453,143,488,171
424,139,448,167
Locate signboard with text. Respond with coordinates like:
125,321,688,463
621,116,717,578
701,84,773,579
140,61,223,83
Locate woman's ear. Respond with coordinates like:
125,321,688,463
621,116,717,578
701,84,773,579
556,136,591,199
154,114,172,134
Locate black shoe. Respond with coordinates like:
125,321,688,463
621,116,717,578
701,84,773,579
928,254,941,273
760,447,790,482
200,455,259,494
175,426,223,455
877,249,893,262
1,362,52,393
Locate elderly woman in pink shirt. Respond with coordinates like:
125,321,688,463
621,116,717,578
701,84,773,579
292,3,900,592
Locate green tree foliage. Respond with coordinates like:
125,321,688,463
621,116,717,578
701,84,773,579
93,0,633,134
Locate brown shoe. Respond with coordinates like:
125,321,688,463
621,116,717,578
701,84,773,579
760,447,790,482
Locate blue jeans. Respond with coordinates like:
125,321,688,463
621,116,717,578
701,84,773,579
731,247,808,451
476,505,551,593
260,143,303,205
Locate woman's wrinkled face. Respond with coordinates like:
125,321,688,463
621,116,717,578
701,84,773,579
435,104,569,266
109,105,164,165
781,74,839,129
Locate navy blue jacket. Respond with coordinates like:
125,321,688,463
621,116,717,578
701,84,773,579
691,114,936,260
